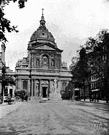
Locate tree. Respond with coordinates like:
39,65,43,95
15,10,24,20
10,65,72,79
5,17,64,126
0,0,28,42
70,48,91,101
85,30,109,103
4,76,15,85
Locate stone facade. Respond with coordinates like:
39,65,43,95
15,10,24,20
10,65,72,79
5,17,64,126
0,42,15,100
15,11,72,98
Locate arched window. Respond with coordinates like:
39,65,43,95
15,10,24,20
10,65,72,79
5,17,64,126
42,55,49,69
36,58,40,67
51,59,54,67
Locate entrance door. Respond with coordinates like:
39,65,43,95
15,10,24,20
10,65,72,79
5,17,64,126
10,89,13,97
42,87,47,98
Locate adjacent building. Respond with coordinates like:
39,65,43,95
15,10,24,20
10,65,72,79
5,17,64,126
0,42,15,101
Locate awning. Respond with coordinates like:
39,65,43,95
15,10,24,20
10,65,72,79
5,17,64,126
91,89,99,92
75,88,80,91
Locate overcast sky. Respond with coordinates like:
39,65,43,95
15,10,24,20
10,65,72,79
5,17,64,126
3,0,109,71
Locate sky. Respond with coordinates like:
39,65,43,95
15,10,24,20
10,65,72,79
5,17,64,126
2,0,109,71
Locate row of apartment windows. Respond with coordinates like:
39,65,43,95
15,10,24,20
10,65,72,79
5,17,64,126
91,81,103,90
91,72,104,81
91,75,98,80
102,55,107,61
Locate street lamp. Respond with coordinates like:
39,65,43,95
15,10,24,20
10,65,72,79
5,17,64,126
29,69,31,97
1,62,6,103
29,50,32,98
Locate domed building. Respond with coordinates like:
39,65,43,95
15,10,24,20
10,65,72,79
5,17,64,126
15,10,72,99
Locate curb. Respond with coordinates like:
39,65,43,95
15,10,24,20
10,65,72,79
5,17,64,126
77,100,109,105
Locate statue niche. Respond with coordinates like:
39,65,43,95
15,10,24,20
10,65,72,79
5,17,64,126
42,55,49,69
51,58,54,68
36,58,40,68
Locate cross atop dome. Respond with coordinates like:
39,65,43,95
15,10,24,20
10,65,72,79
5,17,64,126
40,8,46,26
42,8,44,16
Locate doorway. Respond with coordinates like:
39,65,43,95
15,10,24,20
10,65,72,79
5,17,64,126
10,89,13,97
42,87,48,98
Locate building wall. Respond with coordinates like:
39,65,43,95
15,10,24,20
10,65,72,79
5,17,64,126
29,49,61,70
16,75,71,97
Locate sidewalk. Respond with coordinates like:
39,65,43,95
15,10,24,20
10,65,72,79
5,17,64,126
80,99,109,104
0,101,22,119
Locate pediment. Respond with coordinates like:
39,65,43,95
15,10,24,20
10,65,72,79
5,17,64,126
35,45,55,50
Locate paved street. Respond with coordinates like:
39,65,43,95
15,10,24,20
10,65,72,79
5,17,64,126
0,99,109,135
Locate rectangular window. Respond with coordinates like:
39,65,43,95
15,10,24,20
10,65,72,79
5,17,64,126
23,80,28,90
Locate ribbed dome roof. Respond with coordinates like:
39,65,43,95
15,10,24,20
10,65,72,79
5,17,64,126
30,11,56,45
30,26,55,43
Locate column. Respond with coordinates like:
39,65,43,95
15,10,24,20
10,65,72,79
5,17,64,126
39,79,42,97
58,80,61,93
13,86,15,97
29,79,32,97
18,79,22,90
15,77,18,90
31,79,33,96
40,55,41,68
54,78,57,92
28,79,30,94
54,55,56,69
33,80,34,96
48,80,50,97
37,80,40,96
49,56,51,69
35,80,39,97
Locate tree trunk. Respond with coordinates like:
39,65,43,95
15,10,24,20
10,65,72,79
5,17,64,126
88,84,91,102
104,78,109,103
83,84,85,101
106,81,109,103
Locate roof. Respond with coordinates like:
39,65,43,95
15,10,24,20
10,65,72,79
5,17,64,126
29,12,57,48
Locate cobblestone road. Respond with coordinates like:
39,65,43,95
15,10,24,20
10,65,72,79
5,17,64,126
0,100,109,135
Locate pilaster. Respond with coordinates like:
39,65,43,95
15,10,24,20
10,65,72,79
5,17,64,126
49,55,51,69
40,55,42,68
31,79,33,96
28,79,30,94
39,79,42,97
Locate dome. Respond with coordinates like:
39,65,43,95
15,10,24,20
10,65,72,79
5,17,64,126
30,26,55,43
30,11,56,46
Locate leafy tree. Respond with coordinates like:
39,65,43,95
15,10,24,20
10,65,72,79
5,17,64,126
61,81,74,100
85,30,109,103
70,48,91,101
0,0,28,42
4,76,15,85
71,30,109,103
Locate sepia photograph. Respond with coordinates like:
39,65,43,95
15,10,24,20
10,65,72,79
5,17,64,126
0,0,109,134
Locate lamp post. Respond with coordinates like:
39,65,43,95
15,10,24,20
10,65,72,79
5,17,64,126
1,62,6,103
29,69,31,97
29,50,32,98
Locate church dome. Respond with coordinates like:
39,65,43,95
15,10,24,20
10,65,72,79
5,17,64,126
30,26,55,43
30,10,56,46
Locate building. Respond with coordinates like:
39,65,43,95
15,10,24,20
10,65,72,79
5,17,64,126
0,42,15,102
0,42,6,95
15,11,72,99
90,54,107,100
89,41,108,101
